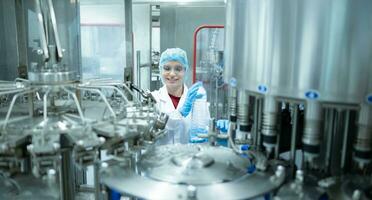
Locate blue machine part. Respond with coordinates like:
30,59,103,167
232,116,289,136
305,90,320,100
110,189,121,200
230,78,237,87
367,94,372,104
258,84,268,94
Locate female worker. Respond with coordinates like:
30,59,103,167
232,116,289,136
151,48,207,145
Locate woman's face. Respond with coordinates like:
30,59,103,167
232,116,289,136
162,61,185,90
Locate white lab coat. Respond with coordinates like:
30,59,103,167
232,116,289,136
151,85,191,145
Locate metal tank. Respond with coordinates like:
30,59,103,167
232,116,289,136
224,0,372,104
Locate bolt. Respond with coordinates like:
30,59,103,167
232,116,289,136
101,162,108,168
48,169,56,176
27,144,34,152
275,165,285,178
77,140,84,146
37,49,43,55
187,185,197,198
53,143,60,151
99,137,106,144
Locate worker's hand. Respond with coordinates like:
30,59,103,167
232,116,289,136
216,119,229,133
179,81,203,117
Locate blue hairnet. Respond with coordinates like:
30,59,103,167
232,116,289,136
159,48,189,72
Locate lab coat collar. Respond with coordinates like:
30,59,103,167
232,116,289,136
158,84,188,110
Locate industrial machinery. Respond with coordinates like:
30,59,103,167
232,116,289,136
224,0,372,199
0,0,167,199
1,0,372,199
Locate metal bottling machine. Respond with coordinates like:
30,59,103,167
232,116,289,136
223,0,372,199
1,0,372,199
0,0,167,199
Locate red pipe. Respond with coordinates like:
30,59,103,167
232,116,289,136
192,25,224,83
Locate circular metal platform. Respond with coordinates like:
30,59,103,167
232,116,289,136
28,71,77,84
101,144,286,199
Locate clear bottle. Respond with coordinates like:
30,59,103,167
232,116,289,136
189,86,210,143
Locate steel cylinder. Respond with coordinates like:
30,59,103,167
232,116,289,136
302,101,323,160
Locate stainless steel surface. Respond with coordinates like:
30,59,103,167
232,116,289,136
0,174,59,200
101,144,285,200
228,87,237,122
28,71,77,84
0,0,20,81
224,0,372,104
138,144,249,185
302,101,322,160
237,90,249,127
261,96,278,153
224,0,372,199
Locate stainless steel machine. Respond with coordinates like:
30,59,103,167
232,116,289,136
224,0,372,199
0,0,167,199
1,0,371,199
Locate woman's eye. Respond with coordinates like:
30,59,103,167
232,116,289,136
175,66,183,72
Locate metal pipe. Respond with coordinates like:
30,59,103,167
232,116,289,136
136,51,141,93
76,87,116,119
61,87,86,122
34,0,49,60
341,110,350,171
121,83,141,104
0,88,27,95
2,88,38,131
290,104,299,176
94,161,101,200
228,121,241,154
325,109,339,174
47,0,63,60
43,88,51,121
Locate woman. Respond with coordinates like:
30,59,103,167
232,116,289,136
151,48,208,144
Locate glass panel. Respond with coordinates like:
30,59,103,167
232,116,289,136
195,28,227,119
80,0,126,80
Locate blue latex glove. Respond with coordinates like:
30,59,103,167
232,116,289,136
189,127,208,143
179,82,204,117
216,119,229,146
216,119,229,133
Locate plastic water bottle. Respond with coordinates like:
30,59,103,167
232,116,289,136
189,85,210,143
